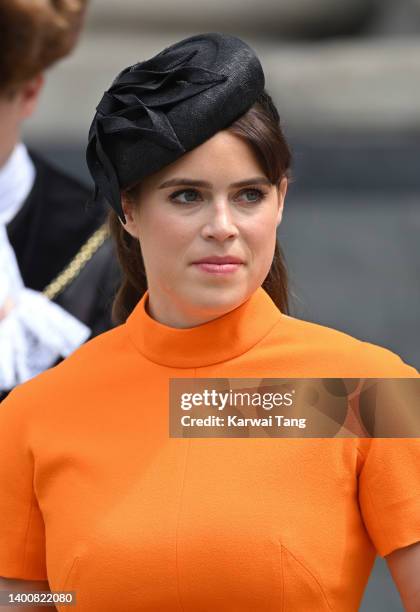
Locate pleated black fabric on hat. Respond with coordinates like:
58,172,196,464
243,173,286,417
86,32,265,223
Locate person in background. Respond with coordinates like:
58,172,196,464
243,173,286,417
0,0,121,400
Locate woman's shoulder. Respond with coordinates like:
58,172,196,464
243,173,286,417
1,323,133,413
271,313,419,377
49,322,131,376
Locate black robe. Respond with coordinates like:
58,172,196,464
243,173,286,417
2,150,121,399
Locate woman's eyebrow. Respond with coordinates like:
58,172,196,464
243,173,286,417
158,177,272,189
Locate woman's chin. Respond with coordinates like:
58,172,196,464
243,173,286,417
184,284,251,315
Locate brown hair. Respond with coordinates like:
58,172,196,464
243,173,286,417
0,0,88,96
109,89,292,325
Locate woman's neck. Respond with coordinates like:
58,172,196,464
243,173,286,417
145,289,250,329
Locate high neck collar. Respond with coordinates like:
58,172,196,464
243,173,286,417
125,287,283,368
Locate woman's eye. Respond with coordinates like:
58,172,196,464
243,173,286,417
169,189,201,203
168,187,267,204
237,188,266,203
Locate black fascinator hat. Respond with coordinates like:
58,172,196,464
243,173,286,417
86,32,265,223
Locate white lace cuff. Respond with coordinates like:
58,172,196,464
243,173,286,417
0,288,91,390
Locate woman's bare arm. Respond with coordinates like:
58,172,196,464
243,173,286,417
0,577,52,611
386,540,420,611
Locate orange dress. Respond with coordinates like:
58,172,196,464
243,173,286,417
0,287,419,611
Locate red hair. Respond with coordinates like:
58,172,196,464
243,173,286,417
0,0,88,95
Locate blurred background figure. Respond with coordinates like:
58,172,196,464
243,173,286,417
0,0,120,401
13,0,419,608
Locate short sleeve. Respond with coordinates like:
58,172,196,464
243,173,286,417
358,437,420,557
360,341,419,378
0,385,47,579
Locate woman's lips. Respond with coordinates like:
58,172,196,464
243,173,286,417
193,262,243,274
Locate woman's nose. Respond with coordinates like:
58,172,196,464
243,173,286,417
201,200,239,241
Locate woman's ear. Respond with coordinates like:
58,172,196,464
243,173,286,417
276,177,288,226
120,195,140,239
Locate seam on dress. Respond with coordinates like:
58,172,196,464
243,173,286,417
21,488,37,576
175,436,190,611
356,445,364,462
281,544,333,611
21,443,45,578
61,556,80,592
357,443,394,556
364,477,393,556
280,541,285,612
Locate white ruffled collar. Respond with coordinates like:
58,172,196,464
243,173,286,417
0,143,35,225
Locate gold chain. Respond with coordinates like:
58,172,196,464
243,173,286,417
42,223,110,301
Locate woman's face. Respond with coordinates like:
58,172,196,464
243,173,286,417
122,130,287,328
